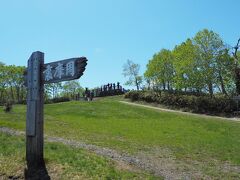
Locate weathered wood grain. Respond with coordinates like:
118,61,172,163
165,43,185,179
25,51,87,179
26,51,45,171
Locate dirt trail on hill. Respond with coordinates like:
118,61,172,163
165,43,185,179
120,101,240,122
1,127,240,179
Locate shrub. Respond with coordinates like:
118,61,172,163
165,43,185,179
52,96,70,103
125,91,140,101
124,90,237,116
4,102,13,113
45,96,70,104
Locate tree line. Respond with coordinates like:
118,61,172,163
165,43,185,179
0,63,26,104
44,81,84,101
124,29,240,97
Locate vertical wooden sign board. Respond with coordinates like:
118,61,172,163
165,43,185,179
25,51,87,179
26,51,48,179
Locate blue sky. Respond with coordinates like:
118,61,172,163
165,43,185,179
0,0,239,89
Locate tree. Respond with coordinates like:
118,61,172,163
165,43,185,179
145,49,174,90
0,62,7,103
10,66,26,102
144,54,160,89
193,29,225,97
45,82,62,98
0,65,26,103
61,80,84,98
232,38,240,95
214,49,235,95
123,60,142,90
172,39,203,92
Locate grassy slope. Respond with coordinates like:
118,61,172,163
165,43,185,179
0,133,156,179
1,97,240,177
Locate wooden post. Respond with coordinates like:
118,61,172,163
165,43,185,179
24,51,87,179
25,51,49,179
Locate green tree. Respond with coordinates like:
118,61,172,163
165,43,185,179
62,80,84,98
0,64,26,103
172,39,204,92
232,38,240,94
45,82,63,98
215,49,235,95
14,66,26,103
193,29,225,96
5,65,25,103
0,62,7,103
123,60,142,90
145,49,174,90
144,54,160,89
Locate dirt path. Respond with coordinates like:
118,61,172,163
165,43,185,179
0,127,163,178
120,101,240,123
1,127,240,179
0,127,201,179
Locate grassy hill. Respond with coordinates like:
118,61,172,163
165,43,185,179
1,96,240,179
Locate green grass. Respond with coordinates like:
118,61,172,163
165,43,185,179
0,132,157,179
1,97,240,178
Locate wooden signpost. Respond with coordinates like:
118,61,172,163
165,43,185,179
25,51,87,179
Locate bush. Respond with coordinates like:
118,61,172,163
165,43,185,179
52,96,70,103
45,96,70,104
4,102,13,113
124,90,237,116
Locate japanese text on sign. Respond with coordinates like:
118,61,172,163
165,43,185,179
43,61,75,81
